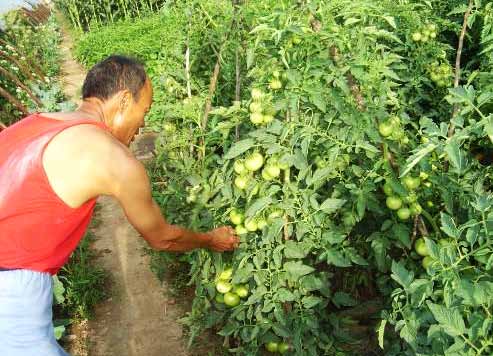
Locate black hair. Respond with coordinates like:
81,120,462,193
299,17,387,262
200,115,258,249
82,55,147,101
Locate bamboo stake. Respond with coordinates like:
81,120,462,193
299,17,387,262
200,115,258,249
0,66,42,106
0,50,37,81
0,86,29,116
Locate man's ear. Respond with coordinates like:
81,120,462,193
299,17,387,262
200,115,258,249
119,90,132,111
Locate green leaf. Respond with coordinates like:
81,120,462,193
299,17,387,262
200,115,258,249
52,276,65,305
427,302,466,337
310,93,326,112
322,231,346,244
223,139,255,160
326,249,351,267
440,213,460,239
284,261,315,281
284,240,310,259
246,197,273,218
378,319,387,349
332,291,357,307
277,288,296,302
455,280,493,306
302,295,322,308
391,261,413,289
381,15,396,29
319,198,346,213
444,141,467,175
53,325,65,340
399,144,437,178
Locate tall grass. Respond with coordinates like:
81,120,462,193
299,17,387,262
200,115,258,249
55,0,167,31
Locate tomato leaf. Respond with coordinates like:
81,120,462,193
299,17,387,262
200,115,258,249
284,261,315,281
319,198,346,213
427,302,466,337
223,139,255,160
246,197,273,218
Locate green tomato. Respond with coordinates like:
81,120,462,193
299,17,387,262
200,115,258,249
269,78,282,90
278,160,290,170
278,342,290,354
262,168,274,181
229,209,244,225
215,293,224,304
235,225,248,235
232,284,249,298
426,200,434,208
386,196,403,210
402,176,421,190
245,219,258,232
250,112,264,125
233,160,246,175
430,31,437,39
265,164,281,179
411,32,422,42
422,256,434,269
419,172,429,180
223,292,240,307
268,209,283,221
245,152,264,171
163,122,176,133
410,203,422,215
378,121,394,137
414,238,429,257
397,207,411,221
234,175,249,190
256,218,267,230
262,114,274,124
430,72,440,82
251,88,263,101
315,156,327,168
292,36,301,44
216,280,232,294
404,193,417,204
266,342,279,353
272,70,280,78
383,182,394,196
219,268,233,281
249,101,263,113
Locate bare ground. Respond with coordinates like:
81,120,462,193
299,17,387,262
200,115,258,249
57,14,190,356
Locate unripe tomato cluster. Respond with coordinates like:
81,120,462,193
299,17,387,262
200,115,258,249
428,62,452,87
413,237,444,270
249,88,276,125
265,340,290,354
382,174,427,221
411,23,438,43
214,267,249,307
378,116,408,145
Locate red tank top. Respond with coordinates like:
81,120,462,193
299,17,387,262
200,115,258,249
0,113,108,275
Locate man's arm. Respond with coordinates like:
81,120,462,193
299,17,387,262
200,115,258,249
109,149,239,252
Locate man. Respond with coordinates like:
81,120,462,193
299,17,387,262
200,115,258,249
0,55,239,355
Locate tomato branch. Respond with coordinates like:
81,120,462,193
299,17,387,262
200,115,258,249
448,0,474,137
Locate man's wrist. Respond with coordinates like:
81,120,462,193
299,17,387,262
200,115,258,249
199,231,213,249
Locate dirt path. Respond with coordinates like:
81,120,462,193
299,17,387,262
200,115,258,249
57,15,189,356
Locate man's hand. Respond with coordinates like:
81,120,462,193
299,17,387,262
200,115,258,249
207,226,240,252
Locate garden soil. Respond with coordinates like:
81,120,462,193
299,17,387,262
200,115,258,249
57,15,189,356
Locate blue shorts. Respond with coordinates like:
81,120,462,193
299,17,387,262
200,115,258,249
0,269,69,356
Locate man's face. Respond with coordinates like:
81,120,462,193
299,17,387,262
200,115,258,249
114,78,153,146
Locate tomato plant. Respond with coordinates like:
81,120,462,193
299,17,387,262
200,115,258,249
74,0,493,354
